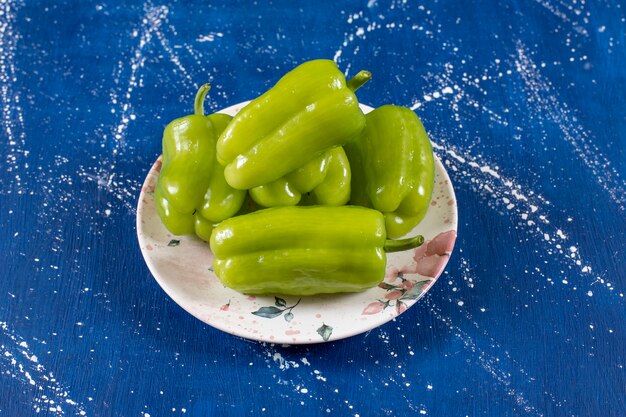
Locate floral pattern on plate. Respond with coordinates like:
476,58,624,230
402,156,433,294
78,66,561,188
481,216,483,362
136,103,458,344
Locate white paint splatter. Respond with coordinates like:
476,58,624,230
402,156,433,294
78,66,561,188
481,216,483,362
83,1,197,216
267,350,301,370
197,32,224,42
332,48,342,63
109,2,168,151
532,0,589,37
416,64,509,127
431,139,619,297
333,5,433,75
152,9,195,87
79,169,139,214
515,41,624,212
0,0,28,194
427,302,548,416
0,322,88,416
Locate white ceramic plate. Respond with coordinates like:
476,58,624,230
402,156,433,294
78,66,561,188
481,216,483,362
136,103,457,344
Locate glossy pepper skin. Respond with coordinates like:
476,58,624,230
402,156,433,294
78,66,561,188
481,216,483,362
155,84,246,241
216,59,371,190
249,147,351,207
210,206,424,296
345,105,435,239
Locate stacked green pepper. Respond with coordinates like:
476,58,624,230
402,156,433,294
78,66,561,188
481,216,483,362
216,59,371,190
153,59,437,296
345,105,435,238
249,147,351,207
154,84,246,242
211,206,424,295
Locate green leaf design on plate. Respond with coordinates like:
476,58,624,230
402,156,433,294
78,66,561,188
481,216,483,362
168,239,180,247
284,312,294,322
401,280,433,300
317,324,333,342
275,297,287,307
251,306,284,319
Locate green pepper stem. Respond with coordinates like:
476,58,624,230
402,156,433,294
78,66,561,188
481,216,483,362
193,83,211,116
383,235,424,253
346,70,372,92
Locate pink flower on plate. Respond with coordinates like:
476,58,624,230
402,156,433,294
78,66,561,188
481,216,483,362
413,230,457,278
362,301,387,315
426,230,456,256
384,290,404,300
385,265,420,281
402,280,415,290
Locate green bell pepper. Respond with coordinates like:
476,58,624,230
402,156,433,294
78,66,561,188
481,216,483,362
345,105,435,239
248,147,351,207
155,84,246,241
216,59,371,190
210,206,424,296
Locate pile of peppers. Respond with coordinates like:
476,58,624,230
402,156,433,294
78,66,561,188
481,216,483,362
154,59,435,296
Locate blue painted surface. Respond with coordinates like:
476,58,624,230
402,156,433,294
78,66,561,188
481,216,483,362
1,1,625,416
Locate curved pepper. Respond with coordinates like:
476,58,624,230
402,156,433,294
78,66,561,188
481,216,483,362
248,147,351,207
155,84,246,241
216,59,371,190
210,206,424,296
344,105,435,239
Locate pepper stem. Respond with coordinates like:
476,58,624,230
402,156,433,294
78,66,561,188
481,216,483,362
383,235,424,253
346,70,372,92
193,83,211,116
